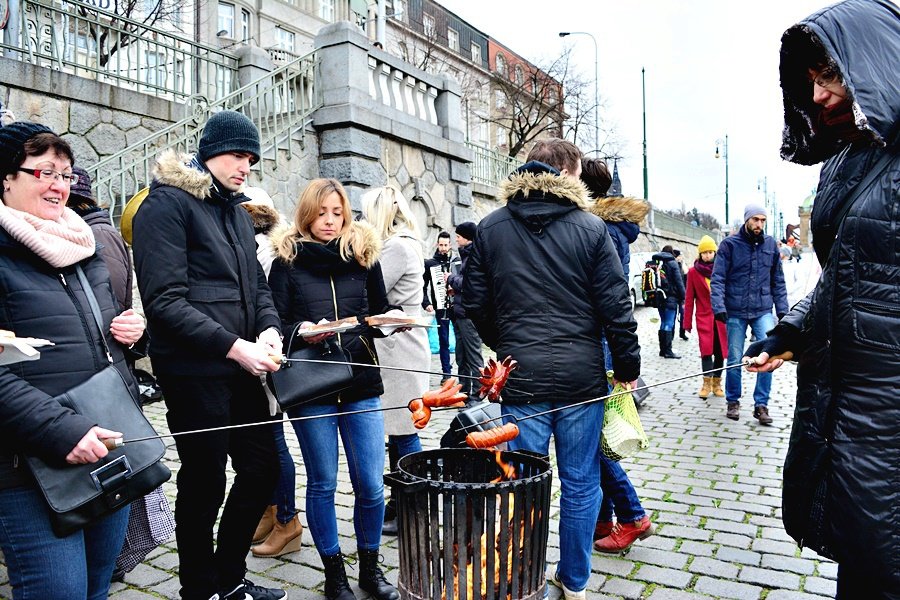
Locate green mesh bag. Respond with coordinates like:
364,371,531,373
601,371,649,461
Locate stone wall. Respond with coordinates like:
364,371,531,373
0,57,182,174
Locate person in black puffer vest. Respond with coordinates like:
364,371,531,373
268,178,399,600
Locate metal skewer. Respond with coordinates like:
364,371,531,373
271,356,531,383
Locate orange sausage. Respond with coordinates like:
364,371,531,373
465,423,520,449
412,406,432,429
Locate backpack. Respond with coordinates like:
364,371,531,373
641,259,669,307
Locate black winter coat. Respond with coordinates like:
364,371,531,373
447,243,473,320
0,227,136,489
463,162,640,404
651,251,686,309
268,224,391,404
777,0,900,589
132,151,281,377
422,249,457,319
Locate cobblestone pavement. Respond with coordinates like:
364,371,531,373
0,297,835,599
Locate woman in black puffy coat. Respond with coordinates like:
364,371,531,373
745,1,899,596
268,178,398,600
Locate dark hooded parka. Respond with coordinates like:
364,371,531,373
776,0,900,591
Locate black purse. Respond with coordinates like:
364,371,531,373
24,266,170,537
266,324,355,410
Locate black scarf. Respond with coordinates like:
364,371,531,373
740,224,765,246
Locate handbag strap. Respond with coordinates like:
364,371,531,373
75,265,114,365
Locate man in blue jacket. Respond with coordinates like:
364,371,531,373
711,203,788,424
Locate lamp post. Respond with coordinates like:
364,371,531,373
642,67,648,200
715,135,729,227
757,176,769,235
559,31,599,157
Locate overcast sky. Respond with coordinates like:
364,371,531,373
439,0,830,232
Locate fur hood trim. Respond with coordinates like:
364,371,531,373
590,196,650,225
271,221,382,268
241,203,280,235
498,172,592,210
153,149,212,200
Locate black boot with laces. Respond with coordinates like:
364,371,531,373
321,553,356,600
358,548,399,600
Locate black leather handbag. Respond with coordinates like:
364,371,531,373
24,266,170,537
266,324,355,411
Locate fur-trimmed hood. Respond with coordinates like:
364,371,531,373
152,149,214,200
498,161,592,210
241,203,280,235
272,220,381,269
590,196,650,225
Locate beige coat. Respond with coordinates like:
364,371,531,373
374,233,431,436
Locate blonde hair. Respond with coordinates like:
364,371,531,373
276,178,353,263
360,186,421,238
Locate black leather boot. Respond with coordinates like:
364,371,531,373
662,331,681,359
321,552,356,600
658,330,666,356
358,549,399,600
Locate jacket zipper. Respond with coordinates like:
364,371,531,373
329,276,343,404
59,272,104,370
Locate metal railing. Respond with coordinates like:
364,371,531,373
368,54,439,126
651,210,720,242
90,49,321,219
466,142,523,188
0,0,238,101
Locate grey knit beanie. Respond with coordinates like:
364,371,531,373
0,121,54,180
198,111,260,164
743,203,767,222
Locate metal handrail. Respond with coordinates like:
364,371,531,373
0,0,238,101
466,141,523,188
90,49,321,219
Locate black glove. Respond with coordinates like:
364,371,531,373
777,313,787,321
714,312,727,323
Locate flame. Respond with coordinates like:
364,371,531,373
492,451,517,482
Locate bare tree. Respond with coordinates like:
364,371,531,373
661,207,721,231
76,0,186,67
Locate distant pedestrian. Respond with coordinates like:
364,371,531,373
710,203,788,424
422,231,457,378
652,245,685,359
672,248,689,340
446,221,483,400
683,235,727,399
745,1,899,596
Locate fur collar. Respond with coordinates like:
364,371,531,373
590,196,650,225
498,172,592,210
153,149,213,200
271,221,381,269
241,203,280,235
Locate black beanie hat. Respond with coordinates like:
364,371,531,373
198,111,260,164
0,122,54,180
455,221,477,241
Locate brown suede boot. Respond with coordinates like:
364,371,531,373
251,515,303,557
698,377,712,399
711,377,725,397
252,505,276,544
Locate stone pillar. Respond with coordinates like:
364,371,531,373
235,46,275,89
798,204,812,247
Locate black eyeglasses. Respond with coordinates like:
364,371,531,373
810,68,840,88
17,168,79,186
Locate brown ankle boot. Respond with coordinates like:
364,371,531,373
252,505,276,544
711,377,725,397
698,377,712,399
251,514,303,557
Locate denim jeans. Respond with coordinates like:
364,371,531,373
599,458,646,523
270,419,298,524
0,486,129,600
504,400,604,593
657,306,677,332
388,433,422,465
436,316,452,375
288,397,385,555
725,313,776,406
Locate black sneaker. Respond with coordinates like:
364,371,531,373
220,579,286,600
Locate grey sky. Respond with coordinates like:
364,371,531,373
439,0,829,233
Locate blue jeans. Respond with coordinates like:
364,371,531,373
288,397,385,555
0,486,129,600
725,313,775,406
270,419,299,524
504,401,604,593
388,433,422,462
657,306,677,331
436,316,452,375
599,458,645,523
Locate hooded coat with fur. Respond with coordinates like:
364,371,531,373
590,196,649,277
268,222,391,404
775,0,900,589
463,161,640,403
132,150,281,377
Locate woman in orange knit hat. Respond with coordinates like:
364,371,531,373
683,235,728,398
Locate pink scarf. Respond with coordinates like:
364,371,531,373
0,203,95,267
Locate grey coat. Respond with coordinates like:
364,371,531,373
374,233,430,437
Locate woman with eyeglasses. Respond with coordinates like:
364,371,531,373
0,122,145,599
744,1,899,597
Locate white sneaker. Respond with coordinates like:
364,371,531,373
546,566,587,600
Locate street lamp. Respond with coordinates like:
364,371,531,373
715,135,729,227
559,31,599,158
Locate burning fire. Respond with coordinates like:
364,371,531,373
492,451,517,482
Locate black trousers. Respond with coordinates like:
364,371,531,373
452,317,484,398
158,371,279,600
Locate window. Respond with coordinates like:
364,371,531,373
320,0,335,21
471,41,481,65
144,51,167,88
514,65,524,85
216,66,233,100
447,28,459,52
276,26,295,52
495,53,507,78
241,9,250,42
217,2,235,38
495,89,506,110
423,14,435,38
496,126,506,148
393,0,406,20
